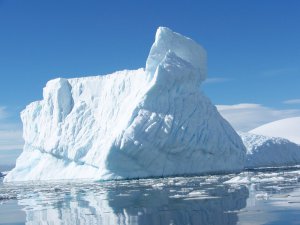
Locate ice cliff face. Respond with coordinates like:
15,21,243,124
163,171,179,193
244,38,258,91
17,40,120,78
239,132,300,168
5,27,246,182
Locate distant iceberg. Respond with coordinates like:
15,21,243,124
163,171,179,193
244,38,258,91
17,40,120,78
250,117,300,145
239,132,300,168
5,27,246,182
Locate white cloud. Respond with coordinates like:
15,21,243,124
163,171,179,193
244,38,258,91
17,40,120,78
217,103,300,132
0,130,23,151
261,68,299,77
204,77,230,84
0,106,23,152
283,99,300,105
0,106,7,120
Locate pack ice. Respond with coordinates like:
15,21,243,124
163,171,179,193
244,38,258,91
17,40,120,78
5,27,246,182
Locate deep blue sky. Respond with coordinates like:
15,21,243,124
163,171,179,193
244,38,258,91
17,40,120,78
0,0,300,165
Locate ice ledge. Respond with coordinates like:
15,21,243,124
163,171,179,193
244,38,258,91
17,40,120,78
145,27,207,82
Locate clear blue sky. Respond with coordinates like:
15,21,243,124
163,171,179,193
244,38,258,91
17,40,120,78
0,0,300,166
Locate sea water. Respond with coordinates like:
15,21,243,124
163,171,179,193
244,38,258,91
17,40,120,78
1,169,300,225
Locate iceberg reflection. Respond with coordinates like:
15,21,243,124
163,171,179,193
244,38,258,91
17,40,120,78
14,177,249,225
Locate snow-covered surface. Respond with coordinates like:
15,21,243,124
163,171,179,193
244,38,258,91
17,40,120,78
4,27,246,182
239,132,300,168
250,117,300,145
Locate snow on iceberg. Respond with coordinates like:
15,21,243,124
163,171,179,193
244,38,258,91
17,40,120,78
5,27,246,182
239,132,300,168
250,117,300,145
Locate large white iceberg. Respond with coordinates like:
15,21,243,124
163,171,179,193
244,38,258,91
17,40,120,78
5,27,246,182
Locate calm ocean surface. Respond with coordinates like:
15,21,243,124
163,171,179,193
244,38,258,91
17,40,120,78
1,169,300,225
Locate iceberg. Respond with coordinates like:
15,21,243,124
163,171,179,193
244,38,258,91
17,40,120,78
239,132,300,168
250,117,300,145
5,27,246,182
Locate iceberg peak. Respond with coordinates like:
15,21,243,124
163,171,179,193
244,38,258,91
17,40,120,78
146,27,207,83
